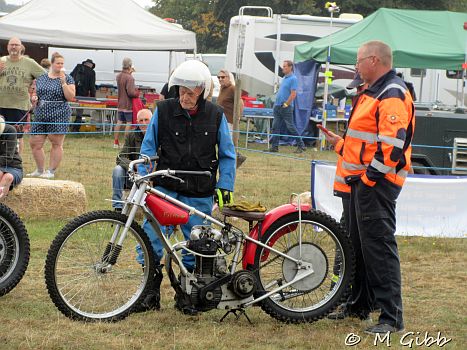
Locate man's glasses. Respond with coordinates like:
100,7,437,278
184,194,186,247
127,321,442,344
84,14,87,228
355,55,375,66
217,76,226,79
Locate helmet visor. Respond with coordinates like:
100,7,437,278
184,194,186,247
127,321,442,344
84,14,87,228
170,76,205,93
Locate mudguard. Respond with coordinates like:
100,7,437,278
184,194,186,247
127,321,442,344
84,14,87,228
242,203,311,269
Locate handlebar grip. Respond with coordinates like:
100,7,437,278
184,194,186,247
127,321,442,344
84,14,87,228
173,170,212,177
149,155,159,162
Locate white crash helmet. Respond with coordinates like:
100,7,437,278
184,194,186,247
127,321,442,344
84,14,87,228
169,60,212,100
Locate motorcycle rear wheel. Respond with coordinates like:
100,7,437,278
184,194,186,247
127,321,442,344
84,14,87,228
44,210,155,322
0,203,30,297
253,210,354,323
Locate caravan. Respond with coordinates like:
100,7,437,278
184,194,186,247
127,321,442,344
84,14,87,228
225,7,362,98
398,67,466,106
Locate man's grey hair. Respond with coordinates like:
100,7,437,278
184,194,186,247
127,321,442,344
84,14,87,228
122,57,133,69
361,40,393,67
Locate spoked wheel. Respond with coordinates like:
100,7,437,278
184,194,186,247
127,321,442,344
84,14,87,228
253,210,354,324
44,210,156,322
0,203,30,297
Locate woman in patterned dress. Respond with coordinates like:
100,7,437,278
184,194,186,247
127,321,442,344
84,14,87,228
27,52,75,179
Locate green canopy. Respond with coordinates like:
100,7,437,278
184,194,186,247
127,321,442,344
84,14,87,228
294,8,467,70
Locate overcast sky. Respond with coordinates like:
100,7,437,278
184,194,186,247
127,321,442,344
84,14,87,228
6,0,154,9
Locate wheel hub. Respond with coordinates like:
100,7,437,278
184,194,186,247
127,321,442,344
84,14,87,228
282,243,328,291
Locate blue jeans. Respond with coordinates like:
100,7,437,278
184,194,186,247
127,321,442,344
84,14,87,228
137,186,214,271
0,166,23,188
112,165,127,209
270,105,304,148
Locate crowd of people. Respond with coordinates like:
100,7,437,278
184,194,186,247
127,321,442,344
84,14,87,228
0,36,416,335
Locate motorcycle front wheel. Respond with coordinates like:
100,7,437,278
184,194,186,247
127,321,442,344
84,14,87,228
253,210,354,324
44,210,156,322
0,203,30,297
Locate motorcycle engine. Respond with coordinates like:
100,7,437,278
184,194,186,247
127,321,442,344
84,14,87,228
185,225,228,311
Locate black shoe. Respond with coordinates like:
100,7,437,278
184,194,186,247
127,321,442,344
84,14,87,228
364,323,404,335
133,265,163,313
263,147,278,153
174,292,199,316
294,146,306,154
328,304,371,321
236,152,247,168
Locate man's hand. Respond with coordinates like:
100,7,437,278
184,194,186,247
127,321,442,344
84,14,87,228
214,188,233,210
317,124,342,146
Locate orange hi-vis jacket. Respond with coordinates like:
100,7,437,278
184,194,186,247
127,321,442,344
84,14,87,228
334,70,415,192
333,155,351,198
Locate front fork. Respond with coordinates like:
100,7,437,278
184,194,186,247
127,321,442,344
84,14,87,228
101,183,147,265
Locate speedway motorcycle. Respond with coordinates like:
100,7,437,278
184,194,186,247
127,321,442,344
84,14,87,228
45,156,354,323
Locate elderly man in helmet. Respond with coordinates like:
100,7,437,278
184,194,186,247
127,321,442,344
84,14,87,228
136,60,236,314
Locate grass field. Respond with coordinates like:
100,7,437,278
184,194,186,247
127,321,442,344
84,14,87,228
0,133,465,350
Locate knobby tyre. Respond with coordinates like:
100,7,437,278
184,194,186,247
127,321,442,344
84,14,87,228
44,210,156,322
0,203,30,297
253,210,355,323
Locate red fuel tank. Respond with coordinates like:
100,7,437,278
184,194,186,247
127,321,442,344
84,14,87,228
146,194,190,226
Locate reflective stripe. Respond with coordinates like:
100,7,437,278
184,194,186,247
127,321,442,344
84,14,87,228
378,135,405,149
335,175,346,184
397,169,408,178
342,161,367,171
370,158,393,174
376,83,407,100
348,128,404,148
347,128,378,143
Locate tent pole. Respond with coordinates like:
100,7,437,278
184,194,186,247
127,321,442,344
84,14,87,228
233,7,248,149
320,2,339,151
462,21,467,108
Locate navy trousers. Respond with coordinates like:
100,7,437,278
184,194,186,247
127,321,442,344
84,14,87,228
344,178,404,328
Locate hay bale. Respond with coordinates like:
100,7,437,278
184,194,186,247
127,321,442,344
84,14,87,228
2,178,87,219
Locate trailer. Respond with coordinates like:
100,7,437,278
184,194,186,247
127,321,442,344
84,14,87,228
412,107,467,175
225,7,362,98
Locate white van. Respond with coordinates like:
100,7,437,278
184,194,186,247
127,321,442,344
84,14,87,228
50,47,186,92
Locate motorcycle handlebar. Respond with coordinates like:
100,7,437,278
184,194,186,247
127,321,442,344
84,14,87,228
128,155,211,182
128,155,159,173
172,170,212,178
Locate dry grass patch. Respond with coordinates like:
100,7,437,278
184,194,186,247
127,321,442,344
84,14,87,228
0,135,465,349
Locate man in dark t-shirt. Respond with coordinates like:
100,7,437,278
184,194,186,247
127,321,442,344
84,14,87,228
70,59,96,132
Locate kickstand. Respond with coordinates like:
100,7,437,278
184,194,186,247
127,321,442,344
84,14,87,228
220,308,252,324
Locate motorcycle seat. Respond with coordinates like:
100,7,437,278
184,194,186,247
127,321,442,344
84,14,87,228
221,207,266,222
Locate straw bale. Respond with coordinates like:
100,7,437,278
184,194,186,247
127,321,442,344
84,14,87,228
2,178,87,219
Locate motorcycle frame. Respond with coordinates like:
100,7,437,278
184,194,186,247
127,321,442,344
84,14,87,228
110,159,315,307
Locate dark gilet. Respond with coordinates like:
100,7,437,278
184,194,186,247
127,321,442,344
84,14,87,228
155,98,223,197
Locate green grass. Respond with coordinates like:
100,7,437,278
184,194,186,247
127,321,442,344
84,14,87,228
0,133,465,350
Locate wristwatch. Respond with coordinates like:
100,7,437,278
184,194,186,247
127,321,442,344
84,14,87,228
283,102,288,107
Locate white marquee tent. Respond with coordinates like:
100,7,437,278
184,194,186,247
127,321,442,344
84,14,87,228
0,0,196,51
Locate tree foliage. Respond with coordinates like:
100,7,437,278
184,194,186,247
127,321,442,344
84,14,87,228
149,0,467,53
